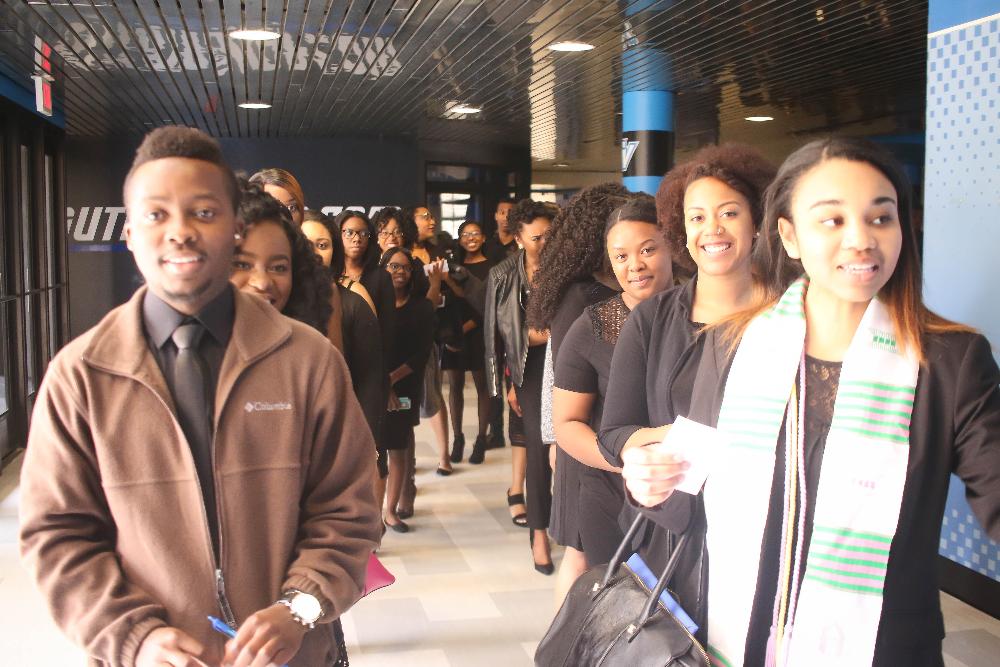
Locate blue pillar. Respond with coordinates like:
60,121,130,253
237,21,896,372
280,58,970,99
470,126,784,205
621,3,675,195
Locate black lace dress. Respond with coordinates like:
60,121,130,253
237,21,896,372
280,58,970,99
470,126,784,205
553,295,633,565
744,356,840,665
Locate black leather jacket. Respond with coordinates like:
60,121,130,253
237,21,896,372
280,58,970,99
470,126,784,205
484,251,528,397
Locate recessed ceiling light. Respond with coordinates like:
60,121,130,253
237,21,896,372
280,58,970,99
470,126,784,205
240,102,271,109
549,41,594,52
229,29,280,41
745,116,774,122
552,162,570,167
449,103,481,114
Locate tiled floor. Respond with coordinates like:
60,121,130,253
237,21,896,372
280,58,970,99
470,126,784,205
2,382,999,665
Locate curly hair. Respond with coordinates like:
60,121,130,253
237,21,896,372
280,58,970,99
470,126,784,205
237,181,332,333
526,184,631,329
655,143,776,271
372,206,417,249
125,126,239,212
333,208,381,271
503,198,559,238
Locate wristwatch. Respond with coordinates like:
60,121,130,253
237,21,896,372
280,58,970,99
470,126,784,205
276,589,323,629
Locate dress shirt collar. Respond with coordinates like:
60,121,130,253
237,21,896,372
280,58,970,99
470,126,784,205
142,285,235,349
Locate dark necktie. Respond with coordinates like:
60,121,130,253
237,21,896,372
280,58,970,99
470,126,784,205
171,321,220,559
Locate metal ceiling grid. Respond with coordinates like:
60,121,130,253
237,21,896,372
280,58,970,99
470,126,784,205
0,0,927,162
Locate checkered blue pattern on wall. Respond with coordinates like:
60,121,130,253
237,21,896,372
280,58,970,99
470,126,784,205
940,476,1000,581
927,15,1000,583
926,18,1000,196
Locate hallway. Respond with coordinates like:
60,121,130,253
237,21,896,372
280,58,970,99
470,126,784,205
2,382,999,665
341,433,557,666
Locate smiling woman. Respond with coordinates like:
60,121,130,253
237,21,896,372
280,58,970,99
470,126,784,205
232,182,331,332
618,139,1000,667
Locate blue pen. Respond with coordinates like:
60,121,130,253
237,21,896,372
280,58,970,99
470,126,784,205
208,616,289,667
208,615,237,639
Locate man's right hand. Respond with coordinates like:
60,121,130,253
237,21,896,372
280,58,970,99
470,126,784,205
136,627,211,667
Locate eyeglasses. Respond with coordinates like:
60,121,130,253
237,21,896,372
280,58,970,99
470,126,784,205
342,228,371,240
378,229,402,238
459,231,483,239
387,262,412,273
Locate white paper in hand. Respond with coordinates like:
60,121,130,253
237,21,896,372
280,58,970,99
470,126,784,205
659,416,728,495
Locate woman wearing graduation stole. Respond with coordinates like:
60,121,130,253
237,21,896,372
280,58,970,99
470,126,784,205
622,137,1000,667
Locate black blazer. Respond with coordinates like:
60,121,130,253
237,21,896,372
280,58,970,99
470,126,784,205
635,326,1000,665
598,278,698,466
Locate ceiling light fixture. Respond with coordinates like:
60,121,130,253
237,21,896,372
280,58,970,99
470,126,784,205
240,102,272,109
745,116,774,122
449,103,481,114
552,162,570,167
549,41,595,52
229,29,280,41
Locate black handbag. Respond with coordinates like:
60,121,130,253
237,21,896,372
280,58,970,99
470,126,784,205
535,512,709,667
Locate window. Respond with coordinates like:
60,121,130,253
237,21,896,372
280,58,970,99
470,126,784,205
0,101,67,463
426,162,527,241
437,192,472,238
45,154,56,287
0,303,8,417
21,145,33,291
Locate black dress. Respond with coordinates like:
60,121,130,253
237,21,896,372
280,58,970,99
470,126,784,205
547,280,618,551
555,295,631,565
339,286,384,444
441,258,493,371
383,296,434,449
743,357,837,666
359,265,396,375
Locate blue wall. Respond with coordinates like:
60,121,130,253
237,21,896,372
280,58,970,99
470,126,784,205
924,0,1000,583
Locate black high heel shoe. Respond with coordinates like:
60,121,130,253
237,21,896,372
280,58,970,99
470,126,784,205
529,529,554,575
384,517,410,533
449,434,465,463
506,489,529,527
468,435,487,464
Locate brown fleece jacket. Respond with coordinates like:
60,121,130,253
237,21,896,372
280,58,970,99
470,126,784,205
19,286,380,666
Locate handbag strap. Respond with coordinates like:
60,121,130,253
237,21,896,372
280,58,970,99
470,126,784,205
634,530,691,629
599,512,647,589
632,497,705,634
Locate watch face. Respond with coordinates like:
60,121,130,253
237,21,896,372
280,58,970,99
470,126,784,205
290,592,322,623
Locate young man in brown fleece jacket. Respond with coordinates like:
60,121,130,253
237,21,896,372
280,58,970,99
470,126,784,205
19,126,380,667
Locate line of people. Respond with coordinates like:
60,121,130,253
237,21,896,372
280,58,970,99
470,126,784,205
474,138,999,667
16,123,1000,667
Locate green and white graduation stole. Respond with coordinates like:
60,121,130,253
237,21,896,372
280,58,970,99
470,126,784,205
703,278,918,667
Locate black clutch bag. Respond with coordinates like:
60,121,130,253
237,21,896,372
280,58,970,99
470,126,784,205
535,512,709,667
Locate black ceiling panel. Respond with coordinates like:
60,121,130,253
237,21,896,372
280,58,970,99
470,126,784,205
0,0,927,166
